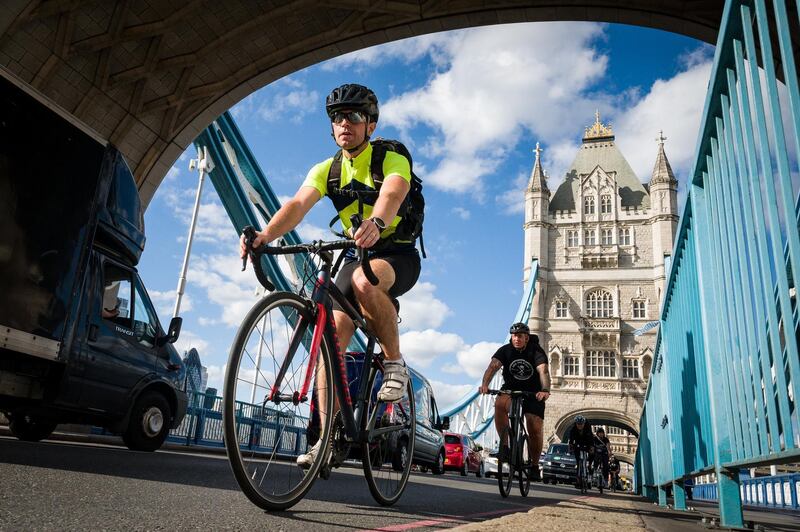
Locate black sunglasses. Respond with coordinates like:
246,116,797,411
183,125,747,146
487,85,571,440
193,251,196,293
331,111,367,125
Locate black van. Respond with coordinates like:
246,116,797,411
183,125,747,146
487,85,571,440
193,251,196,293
0,74,187,451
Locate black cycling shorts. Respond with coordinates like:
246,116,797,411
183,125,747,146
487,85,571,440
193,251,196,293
333,249,421,312
521,395,546,419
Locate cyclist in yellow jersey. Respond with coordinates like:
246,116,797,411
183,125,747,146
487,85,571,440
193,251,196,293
239,84,420,468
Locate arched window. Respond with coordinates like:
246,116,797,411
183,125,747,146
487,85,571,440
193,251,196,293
555,300,568,318
601,195,612,213
584,196,595,215
586,289,614,317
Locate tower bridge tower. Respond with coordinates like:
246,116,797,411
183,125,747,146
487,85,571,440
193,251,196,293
522,114,679,463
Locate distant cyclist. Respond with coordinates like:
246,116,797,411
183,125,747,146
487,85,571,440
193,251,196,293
592,427,611,488
478,322,550,481
609,455,621,490
567,415,594,487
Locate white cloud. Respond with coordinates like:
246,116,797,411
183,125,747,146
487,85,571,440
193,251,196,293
205,364,226,392
400,329,466,368
429,379,476,411
173,329,211,359
166,165,180,181
452,341,503,380
614,58,712,181
147,289,189,322
451,207,471,220
188,253,261,328
379,22,609,197
322,33,452,71
397,281,452,331
495,171,528,214
258,88,320,124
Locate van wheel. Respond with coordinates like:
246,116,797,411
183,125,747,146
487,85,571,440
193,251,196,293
123,391,171,452
8,414,57,442
432,450,445,475
392,438,409,472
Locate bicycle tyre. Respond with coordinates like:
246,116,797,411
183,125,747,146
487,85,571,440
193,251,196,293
223,291,334,511
362,360,416,506
518,432,531,497
498,429,514,498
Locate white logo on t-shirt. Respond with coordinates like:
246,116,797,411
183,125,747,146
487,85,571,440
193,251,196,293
509,359,534,380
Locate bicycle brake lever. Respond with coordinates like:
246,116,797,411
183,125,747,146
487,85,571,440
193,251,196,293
241,225,257,271
349,214,379,286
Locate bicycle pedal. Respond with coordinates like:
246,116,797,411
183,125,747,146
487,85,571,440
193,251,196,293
319,464,331,480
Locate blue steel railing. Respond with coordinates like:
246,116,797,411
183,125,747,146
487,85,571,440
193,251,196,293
694,474,800,510
634,0,800,528
167,391,308,455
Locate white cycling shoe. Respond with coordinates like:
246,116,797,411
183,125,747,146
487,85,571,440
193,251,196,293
377,359,409,403
296,440,322,469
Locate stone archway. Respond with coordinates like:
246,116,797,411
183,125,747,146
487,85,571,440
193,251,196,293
553,408,640,442
0,1,735,202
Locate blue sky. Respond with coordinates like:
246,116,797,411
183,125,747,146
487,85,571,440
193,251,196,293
138,21,713,408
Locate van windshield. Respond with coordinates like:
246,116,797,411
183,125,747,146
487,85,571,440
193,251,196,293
549,444,571,456
445,435,460,444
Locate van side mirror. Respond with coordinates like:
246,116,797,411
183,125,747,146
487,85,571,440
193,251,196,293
158,316,182,346
435,416,450,431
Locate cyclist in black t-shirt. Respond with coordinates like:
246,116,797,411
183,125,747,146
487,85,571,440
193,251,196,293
479,322,550,481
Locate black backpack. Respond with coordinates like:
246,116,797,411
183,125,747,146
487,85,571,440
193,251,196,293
327,138,426,257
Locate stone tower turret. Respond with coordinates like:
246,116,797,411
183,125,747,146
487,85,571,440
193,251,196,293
524,142,550,330
649,131,679,298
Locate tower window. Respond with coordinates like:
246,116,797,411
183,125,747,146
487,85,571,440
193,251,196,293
601,195,612,214
623,358,640,379
619,227,631,245
564,356,580,376
587,350,616,377
586,289,613,317
601,228,613,245
567,230,579,247
584,197,595,215
633,300,646,319
584,230,596,246
555,300,568,318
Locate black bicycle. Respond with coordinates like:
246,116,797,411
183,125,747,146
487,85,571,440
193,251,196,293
488,390,536,498
223,217,416,511
573,445,590,494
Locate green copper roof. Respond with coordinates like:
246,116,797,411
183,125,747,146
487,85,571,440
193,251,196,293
549,138,650,212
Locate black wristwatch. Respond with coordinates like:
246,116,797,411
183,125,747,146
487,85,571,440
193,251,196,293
369,217,386,231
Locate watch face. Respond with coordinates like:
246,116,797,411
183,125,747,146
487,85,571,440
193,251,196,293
372,217,386,230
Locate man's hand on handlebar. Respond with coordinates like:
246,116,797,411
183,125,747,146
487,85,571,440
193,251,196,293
478,384,489,395
239,229,270,260
352,218,381,249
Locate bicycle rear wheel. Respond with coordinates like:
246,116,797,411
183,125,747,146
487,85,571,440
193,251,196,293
498,430,514,498
361,359,416,506
223,291,334,511
518,433,531,497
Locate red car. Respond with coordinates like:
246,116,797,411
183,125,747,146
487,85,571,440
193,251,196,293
444,432,484,477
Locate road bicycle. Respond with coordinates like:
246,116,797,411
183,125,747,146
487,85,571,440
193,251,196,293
222,217,416,511
574,446,590,494
592,458,605,494
488,390,536,498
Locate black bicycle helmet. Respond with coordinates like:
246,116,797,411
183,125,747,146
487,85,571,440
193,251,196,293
509,322,530,335
575,415,586,424
325,83,379,121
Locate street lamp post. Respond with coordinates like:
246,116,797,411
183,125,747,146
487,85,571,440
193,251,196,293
174,146,214,318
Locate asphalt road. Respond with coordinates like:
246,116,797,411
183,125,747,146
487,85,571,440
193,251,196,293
0,436,596,531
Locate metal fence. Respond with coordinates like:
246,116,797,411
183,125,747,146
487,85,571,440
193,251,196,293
167,391,308,456
694,474,800,510
634,0,800,528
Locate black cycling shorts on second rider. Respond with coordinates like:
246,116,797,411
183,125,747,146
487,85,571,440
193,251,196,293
521,395,546,419
333,248,421,313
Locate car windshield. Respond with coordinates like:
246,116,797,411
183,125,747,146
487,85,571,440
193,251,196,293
444,435,460,444
549,444,571,456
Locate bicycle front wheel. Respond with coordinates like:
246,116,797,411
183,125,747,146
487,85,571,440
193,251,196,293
223,291,334,511
361,359,416,506
518,433,531,497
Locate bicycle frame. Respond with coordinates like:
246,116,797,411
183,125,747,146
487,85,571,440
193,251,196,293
266,250,385,444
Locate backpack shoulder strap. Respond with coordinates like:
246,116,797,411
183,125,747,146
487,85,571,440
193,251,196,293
326,149,344,195
370,141,388,188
